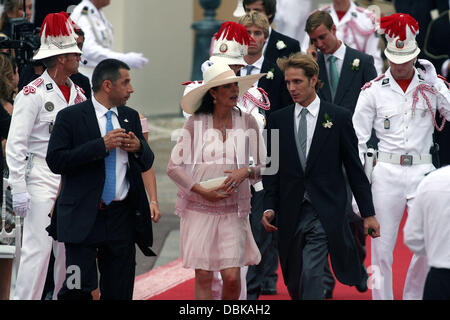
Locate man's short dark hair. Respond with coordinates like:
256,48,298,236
243,0,276,24
92,59,130,93
305,10,334,34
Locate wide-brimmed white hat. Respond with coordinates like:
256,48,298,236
379,13,420,64
181,62,265,114
209,21,252,66
33,11,82,61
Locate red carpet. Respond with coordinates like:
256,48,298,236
148,214,412,300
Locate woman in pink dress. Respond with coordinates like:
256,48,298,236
167,62,266,300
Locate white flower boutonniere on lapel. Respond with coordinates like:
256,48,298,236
322,113,333,128
276,40,287,50
352,58,360,71
266,68,275,80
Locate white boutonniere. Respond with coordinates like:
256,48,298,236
266,68,274,80
322,113,333,128
352,58,360,71
276,40,287,50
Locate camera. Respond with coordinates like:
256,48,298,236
0,17,41,72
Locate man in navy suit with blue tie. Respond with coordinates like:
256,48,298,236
46,59,154,299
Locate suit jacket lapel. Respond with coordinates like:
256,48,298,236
306,102,332,171
83,100,102,139
117,107,132,133
334,47,356,105
264,31,277,64
258,59,271,89
318,53,332,102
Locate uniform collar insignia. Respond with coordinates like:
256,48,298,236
382,78,390,86
46,83,53,91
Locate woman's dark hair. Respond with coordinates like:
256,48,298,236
194,88,242,116
194,90,215,115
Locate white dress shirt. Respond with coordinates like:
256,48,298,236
323,42,346,83
294,96,321,158
404,165,450,269
92,96,129,201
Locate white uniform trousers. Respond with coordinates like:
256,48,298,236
370,162,430,300
12,157,66,300
211,266,248,300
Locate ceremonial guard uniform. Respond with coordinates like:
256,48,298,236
303,1,383,75
70,0,148,80
6,13,86,300
352,14,450,300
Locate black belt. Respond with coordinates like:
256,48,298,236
99,198,128,211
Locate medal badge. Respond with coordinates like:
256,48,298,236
45,101,54,112
384,118,390,129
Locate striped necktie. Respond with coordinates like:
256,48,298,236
101,110,116,205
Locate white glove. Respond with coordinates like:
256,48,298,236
417,59,439,86
12,192,31,218
122,52,148,69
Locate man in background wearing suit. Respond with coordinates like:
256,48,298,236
243,0,301,63
305,10,377,298
262,53,379,299
238,11,291,298
239,11,292,121
46,59,154,299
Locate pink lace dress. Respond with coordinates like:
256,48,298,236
167,109,265,271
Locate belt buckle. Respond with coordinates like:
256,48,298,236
400,154,413,166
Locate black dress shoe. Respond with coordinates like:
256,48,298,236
324,289,333,299
261,288,277,295
356,266,369,293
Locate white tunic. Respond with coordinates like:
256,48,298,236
404,165,450,269
6,71,86,194
352,68,450,163
70,0,148,79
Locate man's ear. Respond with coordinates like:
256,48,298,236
310,74,318,88
102,80,112,92
57,55,66,64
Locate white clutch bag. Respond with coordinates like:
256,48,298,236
199,176,227,189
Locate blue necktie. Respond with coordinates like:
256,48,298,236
102,110,116,205
245,65,255,75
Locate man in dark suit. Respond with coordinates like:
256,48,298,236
305,10,378,297
262,53,380,300
243,0,301,63
238,11,291,298
46,59,154,300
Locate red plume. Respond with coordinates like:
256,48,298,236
214,21,252,46
40,12,74,37
380,13,419,41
